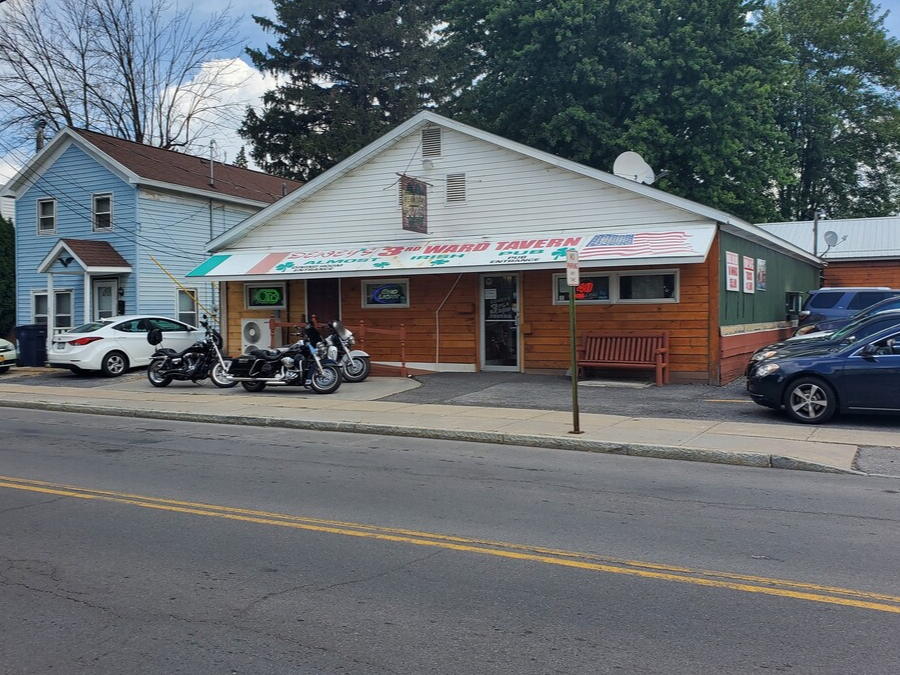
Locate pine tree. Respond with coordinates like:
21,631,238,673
240,0,448,181
234,145,248,168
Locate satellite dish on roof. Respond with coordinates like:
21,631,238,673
824,231,839,247
613,151,655,185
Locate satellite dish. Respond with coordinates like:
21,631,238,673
824,231,839,247
613,151,655,184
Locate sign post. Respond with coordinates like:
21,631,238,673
566,249,583,434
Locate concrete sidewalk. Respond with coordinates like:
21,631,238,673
3,369,899,474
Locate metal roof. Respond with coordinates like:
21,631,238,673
758,216,900,260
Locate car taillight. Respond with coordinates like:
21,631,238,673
69,336,104,346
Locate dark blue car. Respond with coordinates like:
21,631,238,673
747,325,900,424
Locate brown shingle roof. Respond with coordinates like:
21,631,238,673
70,128,303,204
62,239,130,268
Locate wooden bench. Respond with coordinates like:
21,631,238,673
576,330,670,386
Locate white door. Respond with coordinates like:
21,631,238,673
93,280,118,320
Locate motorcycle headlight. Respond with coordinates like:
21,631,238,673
754,362,781,378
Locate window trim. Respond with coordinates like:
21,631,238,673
362,278,410,309
176,288,199,327
32,289,74,327
552,269,679,305
92,193,113,232
37,198,56,235
244,282,286,311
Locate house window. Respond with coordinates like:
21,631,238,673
93,194,112,231
33,290,74,327
552,270,678,305
244,283,286,310
362,278,409,308
177,289,199,326
446,173,466,203
38,198,56,234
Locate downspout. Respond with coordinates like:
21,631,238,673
434,273,463,372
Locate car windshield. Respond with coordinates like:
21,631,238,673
66,321,110,333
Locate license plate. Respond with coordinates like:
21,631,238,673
55,342,66,350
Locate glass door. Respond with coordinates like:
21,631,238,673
481,274,519,370
93,279,117,320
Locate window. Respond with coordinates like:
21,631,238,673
362,278,409,308
38,198,56,234
177,289,199,326
552,270,678,305
93,194,112,231
555,275,611,303
619,273,676,302
32,290,74,327
847,291,893,310
244,283,286,310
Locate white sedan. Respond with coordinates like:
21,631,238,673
49,315,203,376
0,337,18,374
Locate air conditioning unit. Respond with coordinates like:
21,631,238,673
241,318,274,354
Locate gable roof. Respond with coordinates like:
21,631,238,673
204,111,817,263
2,127,303,207
38,238,132,274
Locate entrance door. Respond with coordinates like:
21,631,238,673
93,279,118,320
306,278,341,325
481,274,519,370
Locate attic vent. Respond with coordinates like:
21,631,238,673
421,127,442,158
446,173,466,203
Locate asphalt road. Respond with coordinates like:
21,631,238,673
2,409,900,674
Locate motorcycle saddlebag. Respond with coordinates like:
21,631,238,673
227,356,273,378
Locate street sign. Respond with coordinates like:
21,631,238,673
566,249,579,287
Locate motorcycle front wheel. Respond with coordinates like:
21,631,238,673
241,380,267,392
210,361,237,388
341,355,371,383
309,364,342,394
147,360,173,387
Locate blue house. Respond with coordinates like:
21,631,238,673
1,128,301,350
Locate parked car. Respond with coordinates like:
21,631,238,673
794,294,900,336
745,309,900,375
797,287,900,330
0,338,19,374
747,324,900,424
48,315,204,376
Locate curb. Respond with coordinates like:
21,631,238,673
0,399,862,475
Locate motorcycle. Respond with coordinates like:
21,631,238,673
147,317,236,388
224,321,342,394
324,319,371,383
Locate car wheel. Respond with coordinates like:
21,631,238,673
783,376,837,424
0,366,9,374
100,351,129,377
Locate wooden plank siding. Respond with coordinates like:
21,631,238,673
823,260,900,288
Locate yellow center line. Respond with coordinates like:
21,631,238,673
2,474,898,613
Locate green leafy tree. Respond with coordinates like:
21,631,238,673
763,0,900,220
437,0,795,222
0,214,15,339
240,0,449,181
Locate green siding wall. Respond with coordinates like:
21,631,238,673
718,231,819,326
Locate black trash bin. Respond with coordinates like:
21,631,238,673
14,324,48,367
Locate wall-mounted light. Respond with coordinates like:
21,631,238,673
422,158,434,170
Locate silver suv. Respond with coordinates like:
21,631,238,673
799,287,900,328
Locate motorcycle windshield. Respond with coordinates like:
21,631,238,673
332,320,352,340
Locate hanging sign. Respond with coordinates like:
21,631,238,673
400,175,428,234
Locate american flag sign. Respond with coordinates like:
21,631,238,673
579,232,693,259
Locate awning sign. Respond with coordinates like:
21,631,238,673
188,227,715,279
